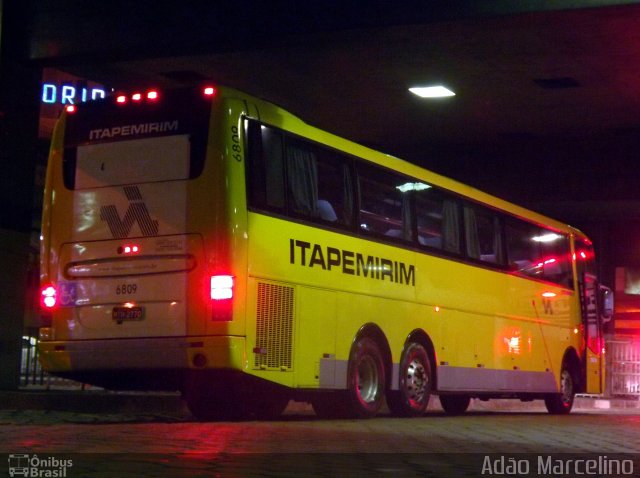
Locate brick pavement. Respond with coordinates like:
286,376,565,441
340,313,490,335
2,394,639,476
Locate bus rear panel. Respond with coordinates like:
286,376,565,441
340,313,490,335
38,87,240,391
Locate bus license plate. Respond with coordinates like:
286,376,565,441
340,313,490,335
112,306,144,322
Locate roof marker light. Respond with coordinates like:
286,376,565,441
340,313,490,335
203,86,217,97
116,95,127,104
147,90,159,100
132,93,142,101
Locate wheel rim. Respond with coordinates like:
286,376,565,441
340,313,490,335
356,355,380,404
405,357,428,405
560,369,573,406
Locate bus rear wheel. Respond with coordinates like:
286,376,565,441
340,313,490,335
347,337,386,418
545,366,576,414
440,395,471,415
387,342,432,417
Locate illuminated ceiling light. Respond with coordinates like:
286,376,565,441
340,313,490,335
409,85,455,98
532,233,562,243
396,182,432,193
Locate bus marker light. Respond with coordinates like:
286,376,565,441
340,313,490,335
118,244,140,255
542,291,556,298
116,95,127,104
147,90,159,100
40,285,57,309
203,86,217,97
132,93,142,101
65,105,77,114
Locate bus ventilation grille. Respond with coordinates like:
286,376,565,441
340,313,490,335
254,282,294,370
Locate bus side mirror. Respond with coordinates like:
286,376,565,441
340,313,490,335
599,285,614,323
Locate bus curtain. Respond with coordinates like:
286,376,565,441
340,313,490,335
286,145,319,217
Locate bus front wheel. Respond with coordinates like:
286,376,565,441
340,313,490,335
545,366,576,414
387,342,432,417
347,336,386,418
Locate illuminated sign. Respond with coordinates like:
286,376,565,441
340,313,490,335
41,83,106,105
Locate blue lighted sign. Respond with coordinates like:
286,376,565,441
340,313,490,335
41,83,106,105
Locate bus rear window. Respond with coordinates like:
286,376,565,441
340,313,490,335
61,88,210,190
73,135,191,189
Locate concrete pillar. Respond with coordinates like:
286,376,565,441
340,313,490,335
0,1,41,390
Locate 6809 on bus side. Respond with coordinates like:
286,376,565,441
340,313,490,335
38,84,613,419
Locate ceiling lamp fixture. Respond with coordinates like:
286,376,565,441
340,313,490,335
409,85,455,98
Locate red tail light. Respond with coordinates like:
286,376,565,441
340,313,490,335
211,275,234,300
40,285,57,309
211,275,233,321
203,86,217,97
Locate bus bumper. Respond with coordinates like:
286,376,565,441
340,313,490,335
38,335,247,373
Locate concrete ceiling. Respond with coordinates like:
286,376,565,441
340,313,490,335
28,2,640,209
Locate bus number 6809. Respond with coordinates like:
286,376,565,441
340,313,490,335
116,283,137,295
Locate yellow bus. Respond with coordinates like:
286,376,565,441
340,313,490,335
38,84,613,419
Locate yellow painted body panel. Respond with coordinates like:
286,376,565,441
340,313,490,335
243,212,584,391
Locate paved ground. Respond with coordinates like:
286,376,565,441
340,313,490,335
1,392,639,477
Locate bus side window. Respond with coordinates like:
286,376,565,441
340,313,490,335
505,220,571,287
506,220,541,277
246,121,285,211
464,205,503,264
285,138,353,226
539,231,572,288
415,188,460,254
357,164,412,242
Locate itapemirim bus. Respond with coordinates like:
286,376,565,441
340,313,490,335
38,85,613,419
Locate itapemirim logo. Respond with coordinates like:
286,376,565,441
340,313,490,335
100,185,159,239
8,454,72,477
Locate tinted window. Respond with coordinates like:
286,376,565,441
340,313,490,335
415,187,460,253
505,220,572,287
357,165,413,242
464,205,503,264
247,123,285,210
246,120,353,226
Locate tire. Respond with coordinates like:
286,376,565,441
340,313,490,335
440,395,471,415
346,337,386,418
387,342,432,417
545,366,576,414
